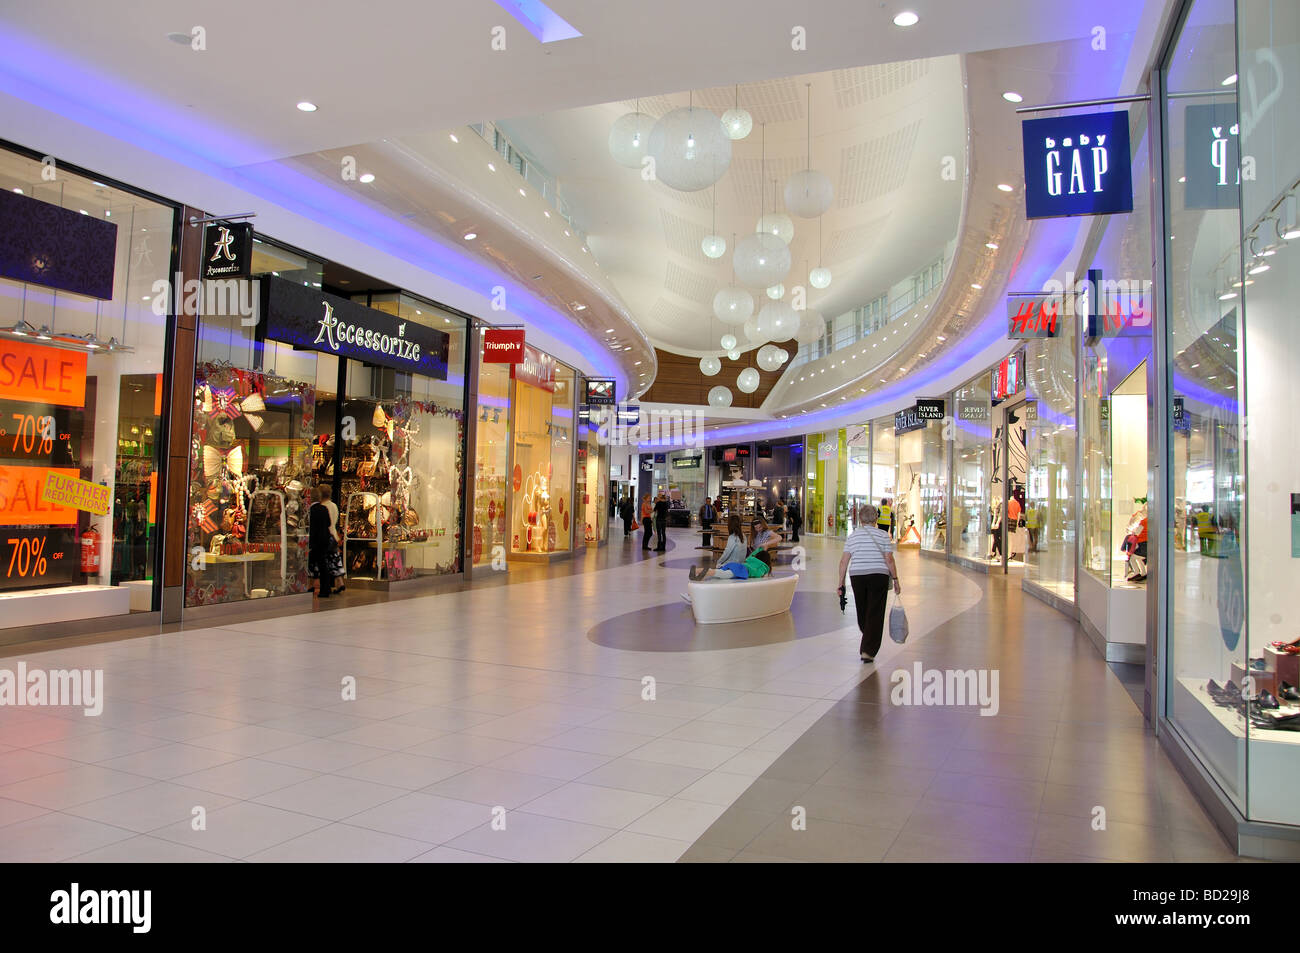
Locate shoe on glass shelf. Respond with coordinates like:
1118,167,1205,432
1257,690,1281,710
1270,636,1300,649
1278,681,1300,702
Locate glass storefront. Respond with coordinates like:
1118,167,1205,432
472,348,511,567
952,374,993,562
870,417,897,534
0,147,176,623
510,346,575,556
1161,0,1300,828
1023,335,1077,600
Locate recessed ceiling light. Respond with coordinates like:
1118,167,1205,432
487,162,496,172
1002,91,1023,103
606,328,615,333
11,188,21,194
971,283,982,289
634,361,641,365
463,232,477,240
519,188,527,196
1222,73,1238,86
564,230,570,236
78,209,87,215
624,346,631,351
449,133,459,143
543,211,551,218
359,173,375,184
296,101,317,112
1178,176,1186,183
893,11,919,26
985,241,998,249
997,183,1014,192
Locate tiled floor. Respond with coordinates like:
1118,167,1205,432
0,528,1231,862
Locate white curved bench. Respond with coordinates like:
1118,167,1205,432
687,572,798,624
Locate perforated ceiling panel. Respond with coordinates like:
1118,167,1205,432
835,119,921,207
650,178,714,209
831,60,931,109
697,78,805,125
648,296,703,330
727,155,805,213
618,95,676,118
659,207,711,259
823,213,892,263
663,259,720,305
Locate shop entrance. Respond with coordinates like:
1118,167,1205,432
993,396,1030,574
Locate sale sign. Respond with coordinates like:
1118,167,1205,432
0,341,87,407
0,466,80,525
41,471,110,516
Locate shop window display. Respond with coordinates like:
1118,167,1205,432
473,353,511,567
0,148,174,621
951,375,992,562
510,347,574,555
1023,335,1077,600
870,417,898,535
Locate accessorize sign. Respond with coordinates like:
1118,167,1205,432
202,223,253,279
1007,295,1061,338
41,471,110,516
0,342,87,407
512,344,556,392
261,276,449,380
1021,110,1133,219
0,188,118,300
483,327,526,363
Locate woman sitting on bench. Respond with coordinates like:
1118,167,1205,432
690,518,780,581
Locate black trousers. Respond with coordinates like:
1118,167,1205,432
850,573,891,658
655,519,667,550
642,520,653,548
790,519,800,543
622,517,632,536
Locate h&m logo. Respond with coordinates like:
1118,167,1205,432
1045,133,1110,197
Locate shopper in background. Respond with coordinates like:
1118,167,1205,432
838,504,901,663
653,492,670,551
308,485,343,599
787,498,802,543
698,496,717,548
747,518,782,571
878,498,893,537
640,493,654,550
618,494,634,537
689,516,774,581
771,498,786,535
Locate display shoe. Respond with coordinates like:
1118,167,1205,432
1286,645,1300,655
1257,690,1281,710
1278,681,1300,702
1270,636,1300,648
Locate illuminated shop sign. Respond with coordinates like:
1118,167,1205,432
483,327,526,363
1183,103,1241,210
916,398,945,420
262,276,449,379
201,223,253,279
1083,268,1150,340
1021,110,1133,219
894,406,926,435
512,344,557,392
672,455,701,469
992,353,1024,401
0,341,88,407
1007,295,1061,338
0,188,118,300
584,378,616,405
1173,395,1190,432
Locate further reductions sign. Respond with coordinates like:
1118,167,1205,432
483,327,526,363
1021,110,1133,219
201,223,253,279
1184,103,1241,210
262,276,450,380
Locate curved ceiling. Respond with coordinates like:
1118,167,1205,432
497,58,966,354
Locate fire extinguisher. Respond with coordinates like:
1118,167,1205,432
80,526,101,574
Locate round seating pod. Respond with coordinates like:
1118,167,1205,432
687,573,798,624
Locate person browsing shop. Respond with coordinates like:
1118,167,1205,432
699,496,717,548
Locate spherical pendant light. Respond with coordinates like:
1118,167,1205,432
647,107,732,192
778,347,790,364
608,111,656,168
795,310,826,346
784,169,835,218
757,344,783,372
719,333,738,351
699,355,722,376
766,283,785,300
743,316,765,344
809,265,833,289
733,232,791,287
757,300,798,342
721,108,753,140
713,286,754,325
702,234,727,259
708,385,733,408
736,367,761,393
727,348,742,361
755,212,795,245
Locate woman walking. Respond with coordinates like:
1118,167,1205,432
837,504,901,663
308,485,343,599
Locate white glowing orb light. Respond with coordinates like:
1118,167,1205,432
708,385,733,408
713,286,754,325
737,367,761,393
743,316,765,343
699,355,722,376
756,212,794,245
809,266,833,289
758,300,798,342
721,107,753,140
766,283,785,300
647,107,732,192
608,111,656,168
784,169,834,218
796,310,826,346
719,333,738,351
733,232,791,287
701,234,727,259
727,348,742,361
757,344,783,372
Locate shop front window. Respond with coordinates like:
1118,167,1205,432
952,375,992,562
0,149,175,620
871,417,898,536
1023,335,1077,600
510,347,574,555
472,352,510,567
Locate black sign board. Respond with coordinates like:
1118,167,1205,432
585,378,616,405
202,223,254,279
1184,103,1241,210
757,444,773,459
916,398,945,420
653,453,666,463
261,276,449,380
895,406,927,435
1021,110,1133,219
672,456,701,469
0,188,117,300
735,445,751,458
1173,395,1190,432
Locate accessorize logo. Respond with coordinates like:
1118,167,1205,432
0,662,103,716
312,301,421,364
50,883,151,934
209,226,238,263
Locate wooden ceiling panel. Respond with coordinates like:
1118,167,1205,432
641,347,783,409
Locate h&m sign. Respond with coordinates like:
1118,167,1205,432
1021,110,1133,219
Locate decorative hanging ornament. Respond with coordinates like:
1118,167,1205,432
757,345,783,372
699,355,722,376
702,235,726,258
727,348,742,361
713,286,754,325
766,284,785,300
719,333,738,351
721,86,752,140
733,233,791,287
708,385,733,408
647,105,732,192
784,84,835,217
809,266,833,289
756,212,794,245
757,300,798,342
736,367,761,393
796,310,826,346
608,109,656,168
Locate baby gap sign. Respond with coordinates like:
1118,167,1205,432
1021,110,1133,219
